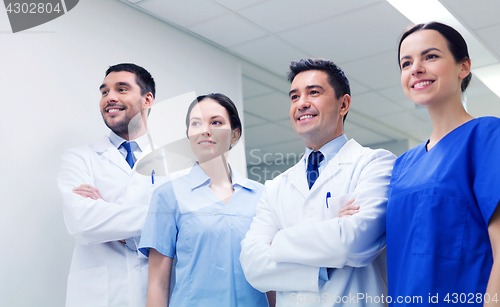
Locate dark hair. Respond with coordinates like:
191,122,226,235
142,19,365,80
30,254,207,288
398,22,472,92
185,93,242,146
287,58,351,122
105,63,156,98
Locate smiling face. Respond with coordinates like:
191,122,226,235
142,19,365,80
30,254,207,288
99,71,153,140
399,29,470,108
289,70,350,151
187,98,240,163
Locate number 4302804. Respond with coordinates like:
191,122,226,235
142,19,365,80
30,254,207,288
444,293,498,304
6,3,61,14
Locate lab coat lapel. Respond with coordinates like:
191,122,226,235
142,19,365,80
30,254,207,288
309,139,361,192
92,136,132,175
289,162,310,198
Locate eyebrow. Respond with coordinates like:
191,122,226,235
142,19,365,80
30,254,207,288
190,115,224,121
400,47,442,62
289,85,324,97
99,81,132,91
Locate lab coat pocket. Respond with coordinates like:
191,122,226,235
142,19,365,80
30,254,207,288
66,266,108,307
321,193,353,220
412,194,468,259
305,193,353,222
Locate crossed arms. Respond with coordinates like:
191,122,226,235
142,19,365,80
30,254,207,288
57,148,148,246
240,150,395,292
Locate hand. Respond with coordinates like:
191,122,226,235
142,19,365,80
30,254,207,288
338,199,359,218
72,184,105,201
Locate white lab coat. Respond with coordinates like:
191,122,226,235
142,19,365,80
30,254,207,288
240,139,396,306
58,135,167,307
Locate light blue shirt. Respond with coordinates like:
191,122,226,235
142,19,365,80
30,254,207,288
139,163,268,307
108,131,148,162
304,134,348,174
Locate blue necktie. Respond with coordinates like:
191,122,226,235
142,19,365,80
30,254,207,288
307,151,324,189
122,141,137,168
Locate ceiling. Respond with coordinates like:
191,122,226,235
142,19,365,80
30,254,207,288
121,0,500,160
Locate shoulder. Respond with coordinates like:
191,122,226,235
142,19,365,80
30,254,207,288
231,166,264,194
59,143,97,168
451,117,500,152
343,139,397,165
149,180,179,211
470,116,500,134
62,136,111,157
267,159,302,181
474,116,500,125
245,178,264,192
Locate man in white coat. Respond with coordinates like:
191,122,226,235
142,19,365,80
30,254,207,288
58,63,158,307
240,58,396,306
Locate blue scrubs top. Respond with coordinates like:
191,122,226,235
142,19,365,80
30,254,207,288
139,163,268,307
386,117,500,306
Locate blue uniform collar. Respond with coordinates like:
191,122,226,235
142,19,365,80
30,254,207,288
189,162,254,191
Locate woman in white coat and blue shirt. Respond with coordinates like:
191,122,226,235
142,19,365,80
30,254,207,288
138,93,274,306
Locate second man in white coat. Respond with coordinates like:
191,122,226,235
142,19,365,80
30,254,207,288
240,58,396,306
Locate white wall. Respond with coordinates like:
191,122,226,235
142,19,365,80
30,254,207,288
0,1,247,306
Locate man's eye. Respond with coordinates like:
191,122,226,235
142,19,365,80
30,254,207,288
310,90,319,95
118,88,127,92
101,90,108,95
290,95,299,100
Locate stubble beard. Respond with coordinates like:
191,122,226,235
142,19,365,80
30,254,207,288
103,111,144,139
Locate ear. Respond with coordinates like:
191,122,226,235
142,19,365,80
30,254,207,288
459,59,471,79
230,128,241,145
142,92,154,111
339,94,351,116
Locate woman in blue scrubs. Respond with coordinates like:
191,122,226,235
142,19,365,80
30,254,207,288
139,93,273,306
386,22,500,306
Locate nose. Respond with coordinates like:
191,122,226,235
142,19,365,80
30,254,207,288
106,89,119,103
411,60,425,75
201,122,212,136
296,96,311,111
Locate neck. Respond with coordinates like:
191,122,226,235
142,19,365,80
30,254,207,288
198,154,232,187
305,131,343,152
426,94,473,149
119,128,147,141
118,113,148,141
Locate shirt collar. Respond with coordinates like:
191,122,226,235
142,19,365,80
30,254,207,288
108,131,149,152
304,134,348,165
189,162,254,191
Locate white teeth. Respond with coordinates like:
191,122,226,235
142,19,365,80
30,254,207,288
413,81,433,88
299,115,315,120
108,108,121,113
199,141,213,145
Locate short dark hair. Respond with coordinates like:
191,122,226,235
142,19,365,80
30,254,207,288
185,93,242,147
105,63,156,98
398,22,472,92
287,58,351,122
